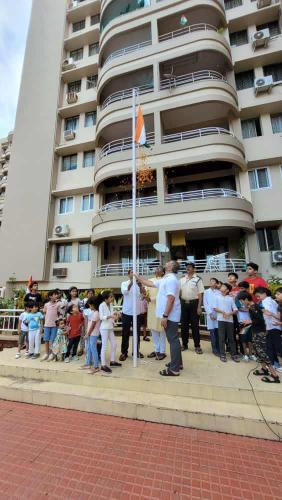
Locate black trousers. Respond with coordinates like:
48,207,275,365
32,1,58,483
181,300,200,348
66,336,80,358
266,329,282,365
121,313,141,355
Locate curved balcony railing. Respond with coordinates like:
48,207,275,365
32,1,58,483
160,70,227,90
162,127,233,145
99,195,158,212
165,188,243,203
95,258,247,276
99,132,155,160
101,84,154,110
103,40,152,66
159,23,217,43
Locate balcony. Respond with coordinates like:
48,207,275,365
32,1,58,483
59,88,97,118
99,195,158,212
159,23,217,43
98,132,155,160
103,40,151,67
67,0,100,23
162,127,234,145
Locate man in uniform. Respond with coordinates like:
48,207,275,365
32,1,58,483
180,262,205,354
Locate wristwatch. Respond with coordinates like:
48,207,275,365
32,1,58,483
163,314,168,318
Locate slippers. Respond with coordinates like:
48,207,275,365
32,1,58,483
253,368,269,376
261,375,280,384
160,368,180,377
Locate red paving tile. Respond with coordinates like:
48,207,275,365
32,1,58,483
0,401,281,499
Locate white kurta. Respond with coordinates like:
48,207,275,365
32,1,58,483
203,288,220,330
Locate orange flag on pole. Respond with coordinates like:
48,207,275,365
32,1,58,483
135,106,147,146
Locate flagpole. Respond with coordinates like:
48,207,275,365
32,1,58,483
132,88,138,369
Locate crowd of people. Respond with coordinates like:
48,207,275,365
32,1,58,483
15,260,282,383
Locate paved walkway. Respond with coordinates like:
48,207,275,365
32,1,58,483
0,400,281,499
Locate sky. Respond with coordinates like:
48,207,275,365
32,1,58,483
0,0,32,138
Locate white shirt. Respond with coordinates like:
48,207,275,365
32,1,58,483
203,288,220,315
19,312,29,332
121,280,141,316
262,297,282,331
99,302,115,329
214,294,238,323
155,273,181,323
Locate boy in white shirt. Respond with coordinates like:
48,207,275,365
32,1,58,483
203,278,220,356
15,303,32,358
214,283,240,363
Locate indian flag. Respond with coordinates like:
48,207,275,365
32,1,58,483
135,106,147,146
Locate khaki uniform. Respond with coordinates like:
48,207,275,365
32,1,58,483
180,273,204,349
180,274,205,301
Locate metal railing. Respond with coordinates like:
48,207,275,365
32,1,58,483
159,23,217,43
99,132,155,160
95,258,247,276
160,70,226,90
104,40,152,66
162,127,233,144
99,196,158,212
165,188,243,203
0,309,23,333
101,84,154,110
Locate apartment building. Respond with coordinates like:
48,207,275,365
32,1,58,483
0,132,13,230
0,0,281,293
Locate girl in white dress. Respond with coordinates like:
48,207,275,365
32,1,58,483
99,291,122,373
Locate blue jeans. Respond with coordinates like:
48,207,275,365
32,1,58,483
85,336,99,368
209,328,219,354
43,326,57,343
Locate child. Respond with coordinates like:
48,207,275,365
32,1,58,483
99,291,122,373
81,297,101,374
24,281,42,307
25,303,44,359
237,291,279,383
65,304,84,363
42,290,60,361
244,262,268,301
203,277,220,356
15,303,31,359
52,318,68,361
274,288,282,326
235,284,254,361
255,287,282,373
214,283,240,363
140,289,149,341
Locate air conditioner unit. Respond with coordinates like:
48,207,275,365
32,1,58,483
72,0,79,7
271,250,282,265
257,0,271,8
252,28,270,48
53,268,68,278
54,224,70,237
64,130,76,141
62,58,76,71
254,75,273,94
67,92,78,105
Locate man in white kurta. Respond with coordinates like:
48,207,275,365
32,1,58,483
203,278,221,355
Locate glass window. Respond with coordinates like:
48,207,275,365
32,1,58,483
89,43,99,56
224,0,242,10
55,244,72,263
73,19,85,32
65,116,79,131
86,75,97,89
83,151,95,168
263,63,282,82
85,111,96,127
257,228,281,252
230,30,248,47
70,48,83,61
78,242,91,261
235,70,254,90
241,118,262,139
257,21,281,37
67,80,81,93
271,114,282,134
91,14,100,25
248,168,271,190
59,197,74,214
81,194,94,211
62,154,77,172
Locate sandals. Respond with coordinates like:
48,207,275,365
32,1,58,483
253,368,269,376
166,363,183,370
160,368,180,377
261,375,280,384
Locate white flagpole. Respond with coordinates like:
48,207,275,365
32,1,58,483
132,88,138,368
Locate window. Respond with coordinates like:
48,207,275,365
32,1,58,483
257,228,280,252
86,75,97,89
85,111,96,127
59,197,74,214
235,70,254,90
224,0,242,10
89,43,99,56
78,242,91,261
91,14,100,25
257,21,281,37
73,19,85,32
67,80,81,93
81,194,94,211
83,151,95,168
55,244,72,263
248,168,271,190
263,63,282,82
62,154,77,172
70,48,83,61
271,114,282,134
241,118,262,139
230,30,248,47
65,115,79,131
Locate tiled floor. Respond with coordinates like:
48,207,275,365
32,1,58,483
0,400,281,499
